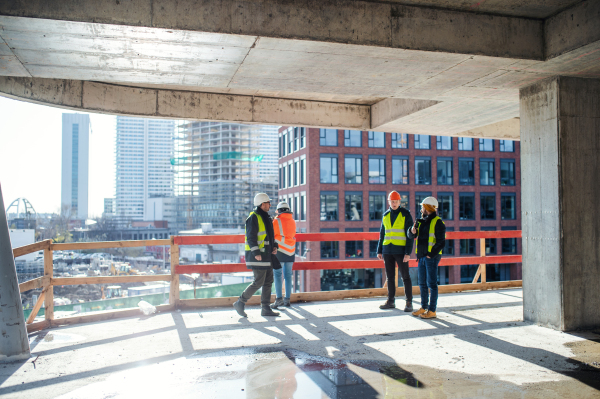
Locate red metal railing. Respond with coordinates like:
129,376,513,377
173,231,522,274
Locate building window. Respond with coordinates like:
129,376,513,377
437,158,453,185
368,156,386,184
288,131,293,154
501,194,516,220
369,192,386,221
345,193,363,221
502,226,517,254
368,131,385,148
499,140,514,152
443,227,454,255
480,159,495,186
279,166,284,189
320,155,338,184
293,127,299,152
281,132,287,157
460,227,476,255
300,158,306,185
345,228,364,258
438,193,453,220
300,194,306,221
437,136,452,150
459,193,475,220
321,228,339,258
399,192,409,209
481,226,497,255
300,127,306,149
320,129,338,146
480,193,496,220
279,135,283,158
479,139,494,152
459,158,474,185
293,196,299,220
344,155,362,184
369,227,380,258
288,164,293,187
500,159,515,186
458,137,473,151
415,192,431,217
414,134,430,149
320,192,338,221
293,160,299,186
391,133,408,149
415,157,431,185
344,130,362,147
392,156,408,185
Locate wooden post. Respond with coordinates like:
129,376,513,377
170,238,180,307
44,247,54,322
26,289,46,324
480,238,486,284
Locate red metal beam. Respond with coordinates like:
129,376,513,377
175,255,521,274
173,230,522,245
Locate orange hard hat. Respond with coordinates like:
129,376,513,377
388,191,401,201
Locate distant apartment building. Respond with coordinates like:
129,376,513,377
172,121,278,230
115,117,174,227
258,125,280,180
61,113,90,219
103,198,115,216
278,127,521,292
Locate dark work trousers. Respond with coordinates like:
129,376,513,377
383,254,413,303
240,268,274,306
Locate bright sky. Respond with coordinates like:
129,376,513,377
0,97,116,217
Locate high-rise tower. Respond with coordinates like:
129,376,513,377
115,116,174,226
61,113,90,219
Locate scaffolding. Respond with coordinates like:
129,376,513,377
173,121,278,230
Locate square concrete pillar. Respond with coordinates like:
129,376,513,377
520,76,600,331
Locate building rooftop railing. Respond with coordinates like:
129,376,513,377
15,230,521,333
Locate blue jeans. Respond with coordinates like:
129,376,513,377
418,255,441,312
273,262,294,299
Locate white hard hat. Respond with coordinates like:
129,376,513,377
253,193,272,206
420,196,439,208
276,201,290,210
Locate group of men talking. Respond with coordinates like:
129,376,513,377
233,191,445,320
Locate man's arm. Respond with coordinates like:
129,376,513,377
376,221,385,259
403,210,414,255
246,214,261,256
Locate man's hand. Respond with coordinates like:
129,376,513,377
255,255,262,261
410,225,417,234
272,249,277,255
403,255,410,263
377,254,383,260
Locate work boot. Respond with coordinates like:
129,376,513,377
420,310,437,319
233,300,247,317
261,306,280,317
412,308,427,317
403,301,414,312
379,301,395,309
283,298,291,307
270,297,284,309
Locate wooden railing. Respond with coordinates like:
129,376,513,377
15,231,522,333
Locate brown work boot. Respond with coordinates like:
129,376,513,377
420,310,437,319
379,301,395,309
412,308,427,317
403,301,413,312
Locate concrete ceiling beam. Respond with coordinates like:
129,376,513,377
371,97,440,130
0,0,545,60
544,0,600,59
454,118,520,141
0,76,370,129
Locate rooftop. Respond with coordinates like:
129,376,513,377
2,288,600,398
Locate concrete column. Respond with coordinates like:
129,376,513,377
520,76,600,331
0,184,30,361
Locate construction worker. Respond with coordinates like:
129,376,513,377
271,201,297,309
377,191,414,311
408,196,446,319
233,193,280,317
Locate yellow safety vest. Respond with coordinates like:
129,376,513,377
416,216,444,254
245,211,268,252
382,212,407,246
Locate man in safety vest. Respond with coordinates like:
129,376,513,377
408,196,446,319
270,201,297,309
233,193,280,317
376,191,415,311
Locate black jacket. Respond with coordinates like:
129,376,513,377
377,207,414,255
244,207,278,270
407,212,446,259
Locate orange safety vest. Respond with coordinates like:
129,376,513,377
273,213,297,256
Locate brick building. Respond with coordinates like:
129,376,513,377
278,127,521,293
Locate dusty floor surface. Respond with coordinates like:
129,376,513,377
1,288,599,398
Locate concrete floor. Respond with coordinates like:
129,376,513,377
1,288,599,398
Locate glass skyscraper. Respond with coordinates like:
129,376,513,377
61,113,90,219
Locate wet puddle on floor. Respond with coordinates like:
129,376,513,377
55,347,425,399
